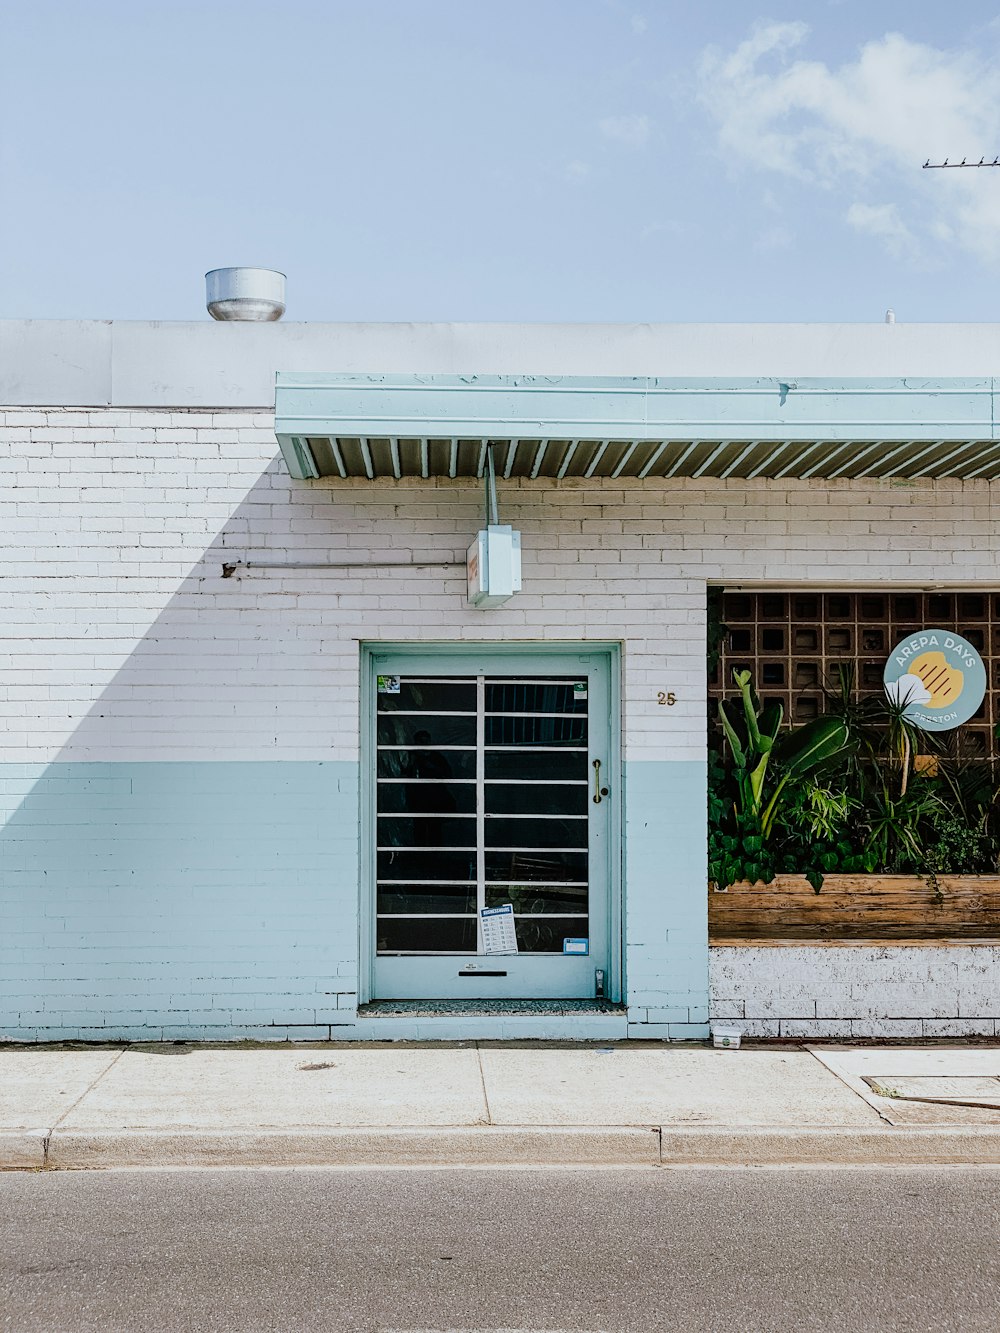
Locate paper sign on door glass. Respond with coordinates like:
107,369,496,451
481,904,518,955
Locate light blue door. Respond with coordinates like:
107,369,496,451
369,648,618,1001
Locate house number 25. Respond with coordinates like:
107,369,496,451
657,692,677,706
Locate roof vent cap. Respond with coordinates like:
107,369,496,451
206,267,286,321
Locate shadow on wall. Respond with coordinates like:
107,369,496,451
0,455,475,1039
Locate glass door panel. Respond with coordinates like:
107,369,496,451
375,676,478,958
371,651,615,1000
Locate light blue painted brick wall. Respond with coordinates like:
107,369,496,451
623,759,709,1037
0,758,709,1041
0,761,359,1039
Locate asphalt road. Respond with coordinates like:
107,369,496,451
1,1166,999,1332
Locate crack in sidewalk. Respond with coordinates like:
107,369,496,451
803,1045,894,1126
475,1044,493,1126
43,1047,128,1167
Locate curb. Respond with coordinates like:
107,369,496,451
0,1130,47,1170
2,1124,999,1170
659,1126,1000,1166
43,1126,661,1169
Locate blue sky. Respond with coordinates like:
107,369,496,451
3,0,1000,322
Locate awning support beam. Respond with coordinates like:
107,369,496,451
484,443,500,526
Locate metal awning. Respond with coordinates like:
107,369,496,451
274,373,1000,481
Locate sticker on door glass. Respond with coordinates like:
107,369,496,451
481,903,518,955
376,675,400,695
563,938,589,955
574,681,588,699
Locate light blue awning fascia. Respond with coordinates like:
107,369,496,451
274,373,1000,481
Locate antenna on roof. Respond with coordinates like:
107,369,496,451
923,157,1000,169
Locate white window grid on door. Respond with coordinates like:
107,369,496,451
376,675,590,955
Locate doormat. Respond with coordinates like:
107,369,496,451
359,999,624,1018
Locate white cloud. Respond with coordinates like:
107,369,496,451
846,202,919,260
599,114,652,149
564,159,591,183
698,23,1000,263
631,15,647,35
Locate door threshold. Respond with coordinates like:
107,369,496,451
359,999,625,1018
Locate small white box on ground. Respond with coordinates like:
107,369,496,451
712,1024,742,1049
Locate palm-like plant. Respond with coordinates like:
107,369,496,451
718,670,850,838
823,663,938,799
880,689,930,798
862,778,941,872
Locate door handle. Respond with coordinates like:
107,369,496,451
593,759,610,804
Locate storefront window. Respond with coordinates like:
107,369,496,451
709,590,997,757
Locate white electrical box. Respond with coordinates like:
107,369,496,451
467,525,522,608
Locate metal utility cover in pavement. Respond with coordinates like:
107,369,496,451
864,1075,1000,1109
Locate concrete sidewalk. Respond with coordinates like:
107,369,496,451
3,1042,1000,1170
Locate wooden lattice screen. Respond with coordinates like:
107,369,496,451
709,590,999,758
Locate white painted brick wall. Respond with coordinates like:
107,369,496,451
711,946,1000,1038
3,408,1000,766
4,406,1000,1035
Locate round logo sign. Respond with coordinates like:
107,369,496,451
883,628,986,732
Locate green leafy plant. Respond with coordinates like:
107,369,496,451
761,715,851,837
711,670,850,886
716,671,783,822
880,689,931,798
709,658,1000,891
923,810,996,877
935,734,997,826
771,779,868,890
858,779,941,873
781,780,857,842
717,670,849,834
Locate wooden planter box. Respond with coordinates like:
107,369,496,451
709,874,1000,942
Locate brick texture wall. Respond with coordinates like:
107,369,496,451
2,405,999,1037
5,407,998,764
